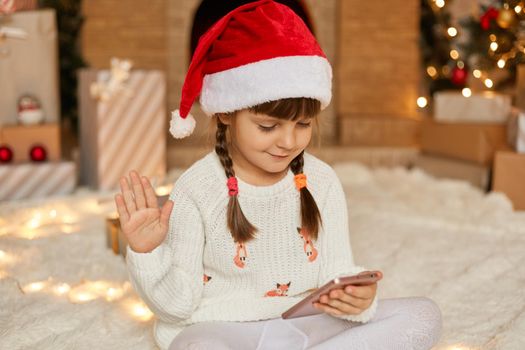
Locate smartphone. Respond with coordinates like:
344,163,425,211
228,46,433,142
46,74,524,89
281,271,382,319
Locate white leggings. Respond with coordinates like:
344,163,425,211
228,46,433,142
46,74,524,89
169,297,442,350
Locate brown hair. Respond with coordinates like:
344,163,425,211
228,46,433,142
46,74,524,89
214,97,323,243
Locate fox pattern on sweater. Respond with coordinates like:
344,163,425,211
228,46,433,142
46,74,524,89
125,151,377,350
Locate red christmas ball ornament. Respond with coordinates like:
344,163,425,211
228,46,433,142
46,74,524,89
480,7,499,30
29,145,47,162
451,66,468,86
0,145,14,163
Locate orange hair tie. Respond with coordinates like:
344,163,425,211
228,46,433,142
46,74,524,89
294,173,307,191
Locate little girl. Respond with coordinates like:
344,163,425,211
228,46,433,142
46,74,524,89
115,1,442,349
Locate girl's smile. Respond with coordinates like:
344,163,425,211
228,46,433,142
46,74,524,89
218,109,313,186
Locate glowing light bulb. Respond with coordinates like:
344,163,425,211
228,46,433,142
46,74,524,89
473,70,482,78
484,79,494,88
497,59,506,68
489,34,497,42
447,27,457,37
27,212,42,229
427,66,438,77
457,61,465,69
53,283,71,295
132,302,153,321
516,5,523,14
450,49,459,59
70,291,97,303
417,97,428,108
155,185,173,196
490,42,498,51
462,88,472,97
435,0,445,8
23,281,46,293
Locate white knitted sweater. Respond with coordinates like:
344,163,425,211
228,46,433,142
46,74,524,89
126,151,378,350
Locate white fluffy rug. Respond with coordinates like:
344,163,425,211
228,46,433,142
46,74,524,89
1,163,524,350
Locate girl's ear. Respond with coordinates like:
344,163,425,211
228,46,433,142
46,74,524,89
217,113,232,126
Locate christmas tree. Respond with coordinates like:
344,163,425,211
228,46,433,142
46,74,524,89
420,0,525,104
38,0,86,135
459,0,525,91
420,0,467,98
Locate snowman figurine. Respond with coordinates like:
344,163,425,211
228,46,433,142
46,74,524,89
18,94,44,125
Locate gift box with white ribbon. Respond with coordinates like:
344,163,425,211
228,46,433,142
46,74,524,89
78,69,167,191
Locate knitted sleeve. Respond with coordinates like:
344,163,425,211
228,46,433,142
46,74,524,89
317,175,378,323
125,186,205,323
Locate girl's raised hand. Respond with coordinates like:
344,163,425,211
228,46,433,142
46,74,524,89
114,170,174,253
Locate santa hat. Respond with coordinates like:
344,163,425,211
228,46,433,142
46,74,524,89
170,0,332,139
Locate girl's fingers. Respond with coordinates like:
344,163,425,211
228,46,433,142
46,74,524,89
319,297,362,315
335,292,369,309
313,302,345,316
119,176,137,213
114,194,130,224
343,284,377,300
130,171,146,209
142,176,159,209
160,200,174,228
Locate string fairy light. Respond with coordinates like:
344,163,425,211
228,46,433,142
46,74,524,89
0,193,176,322
435,0,445,8
417,97,428,108
23,280,49,293
462,88,472,97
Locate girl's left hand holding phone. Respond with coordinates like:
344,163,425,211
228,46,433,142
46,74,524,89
313,271,382,317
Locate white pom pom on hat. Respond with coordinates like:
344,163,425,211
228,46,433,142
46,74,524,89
169,0,332,139
169,110,196,139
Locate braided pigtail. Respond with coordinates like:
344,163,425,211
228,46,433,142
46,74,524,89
215,119,257,243
290,151,322,240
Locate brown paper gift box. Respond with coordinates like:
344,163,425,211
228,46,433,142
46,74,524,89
492,151,525,211
0,9,60,125
421,118,507,166
413,154,490,190
0,123,61,162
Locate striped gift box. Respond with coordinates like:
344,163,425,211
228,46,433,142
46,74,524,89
79,69,167,191
13,0,38,11
0,161,76,201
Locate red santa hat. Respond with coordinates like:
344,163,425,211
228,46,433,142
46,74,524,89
170,0,332,139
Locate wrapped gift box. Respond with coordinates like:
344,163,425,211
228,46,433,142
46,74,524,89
105,215,128,257
0,161,76,200
0,123,60,162
79,69,167,191
0,9,60,125
421,118,507,166
507,110,525,153
413,154,490,190
492,151,525,210
11,0,38,12
434,91,511,124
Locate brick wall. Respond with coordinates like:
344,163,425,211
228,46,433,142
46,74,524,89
81,0,167,70
80,0,420,147
337,0,421,146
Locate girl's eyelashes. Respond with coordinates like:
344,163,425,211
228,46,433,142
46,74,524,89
257,122,311,132
258,124,276,132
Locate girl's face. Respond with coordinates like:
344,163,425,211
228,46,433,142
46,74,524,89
220,109,313,176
